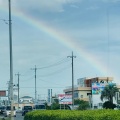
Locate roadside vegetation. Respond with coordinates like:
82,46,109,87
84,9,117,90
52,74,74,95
24,109,120,120
100,83,119,109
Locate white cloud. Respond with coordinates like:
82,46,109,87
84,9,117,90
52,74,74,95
86,6,99,10
11,0,81,12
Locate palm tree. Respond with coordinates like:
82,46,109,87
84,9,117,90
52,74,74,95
100,83,119,103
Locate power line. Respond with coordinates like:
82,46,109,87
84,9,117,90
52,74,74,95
37,58,70,69
20,86,66,88
37,64,71,77
38,78,67,86
20,75,34,82
0,19,9,24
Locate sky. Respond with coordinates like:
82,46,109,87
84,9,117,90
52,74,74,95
0,0,120,100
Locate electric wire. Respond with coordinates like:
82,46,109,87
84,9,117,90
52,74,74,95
37,57,71,69
37,64,71,77
20,86,66,88
38,78,67,86
20,75,34,82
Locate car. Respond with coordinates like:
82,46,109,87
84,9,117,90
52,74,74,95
22,106,33,116
0,106,6,114
4,106,16,117
34,104,46,110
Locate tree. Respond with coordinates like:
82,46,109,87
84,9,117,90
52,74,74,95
74,99,90,110
103,101,116,109
51,103,60,110
100,83,119,104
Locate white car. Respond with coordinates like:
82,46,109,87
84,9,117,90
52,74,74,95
4,106,16,117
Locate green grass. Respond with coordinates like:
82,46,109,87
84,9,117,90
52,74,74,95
0,117,10,120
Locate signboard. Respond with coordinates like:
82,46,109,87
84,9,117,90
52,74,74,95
58,94,72,104
0,90,6,96
92,83,117,109
92,83,107,95
92,83,116,95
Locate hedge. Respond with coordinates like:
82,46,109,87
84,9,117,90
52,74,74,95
24,109,120,120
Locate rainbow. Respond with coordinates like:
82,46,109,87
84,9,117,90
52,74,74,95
0,3,112,78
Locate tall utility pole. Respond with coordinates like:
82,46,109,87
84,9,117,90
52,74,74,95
15,72,20,109
8,0,14,120
31,65,37,104
7,81,11,105
67,51,76,108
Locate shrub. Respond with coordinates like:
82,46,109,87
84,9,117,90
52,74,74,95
103,101,116,109
24,109,120,120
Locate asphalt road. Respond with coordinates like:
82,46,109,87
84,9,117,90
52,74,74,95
0,113,24,120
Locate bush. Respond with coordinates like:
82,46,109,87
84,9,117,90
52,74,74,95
103,101,116,109
24,109,120,120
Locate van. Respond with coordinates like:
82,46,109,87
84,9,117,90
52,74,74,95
4,106,16,117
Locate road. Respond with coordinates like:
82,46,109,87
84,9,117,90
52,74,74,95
15,113,24,120
0,113,24,120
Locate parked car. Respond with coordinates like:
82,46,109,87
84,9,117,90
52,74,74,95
4,106,16,117
22,106,33,116
34,104,46,110
0,106,6,114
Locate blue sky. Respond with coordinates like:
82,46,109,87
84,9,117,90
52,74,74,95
0,0,120,100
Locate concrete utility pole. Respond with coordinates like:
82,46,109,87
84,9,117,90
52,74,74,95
31,65,37,104
15,72,20,109
8,0,14,119
67,51,76,108
7,81,11,105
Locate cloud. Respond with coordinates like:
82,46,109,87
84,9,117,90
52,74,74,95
86,6,99,10
10,0,81,12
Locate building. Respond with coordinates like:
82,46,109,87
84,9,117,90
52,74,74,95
14,96,34,110
19,96,34,104
64,77,119,109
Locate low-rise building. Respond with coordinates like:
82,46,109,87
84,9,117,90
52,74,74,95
64,77,120,109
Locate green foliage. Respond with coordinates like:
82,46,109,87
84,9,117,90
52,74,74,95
44,102,51,110
100,84,119,103
74,99,81,104
51,103,60,110
74,99,90,110
24,109,120,120
103,101,116,109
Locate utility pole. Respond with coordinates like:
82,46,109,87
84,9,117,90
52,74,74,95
67,51,76,108
8,0,14,119
15,72,20,109
31,65,37,104
7,81,11,105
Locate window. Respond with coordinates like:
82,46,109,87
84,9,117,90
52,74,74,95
81,95,83,98
87,93,91,96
